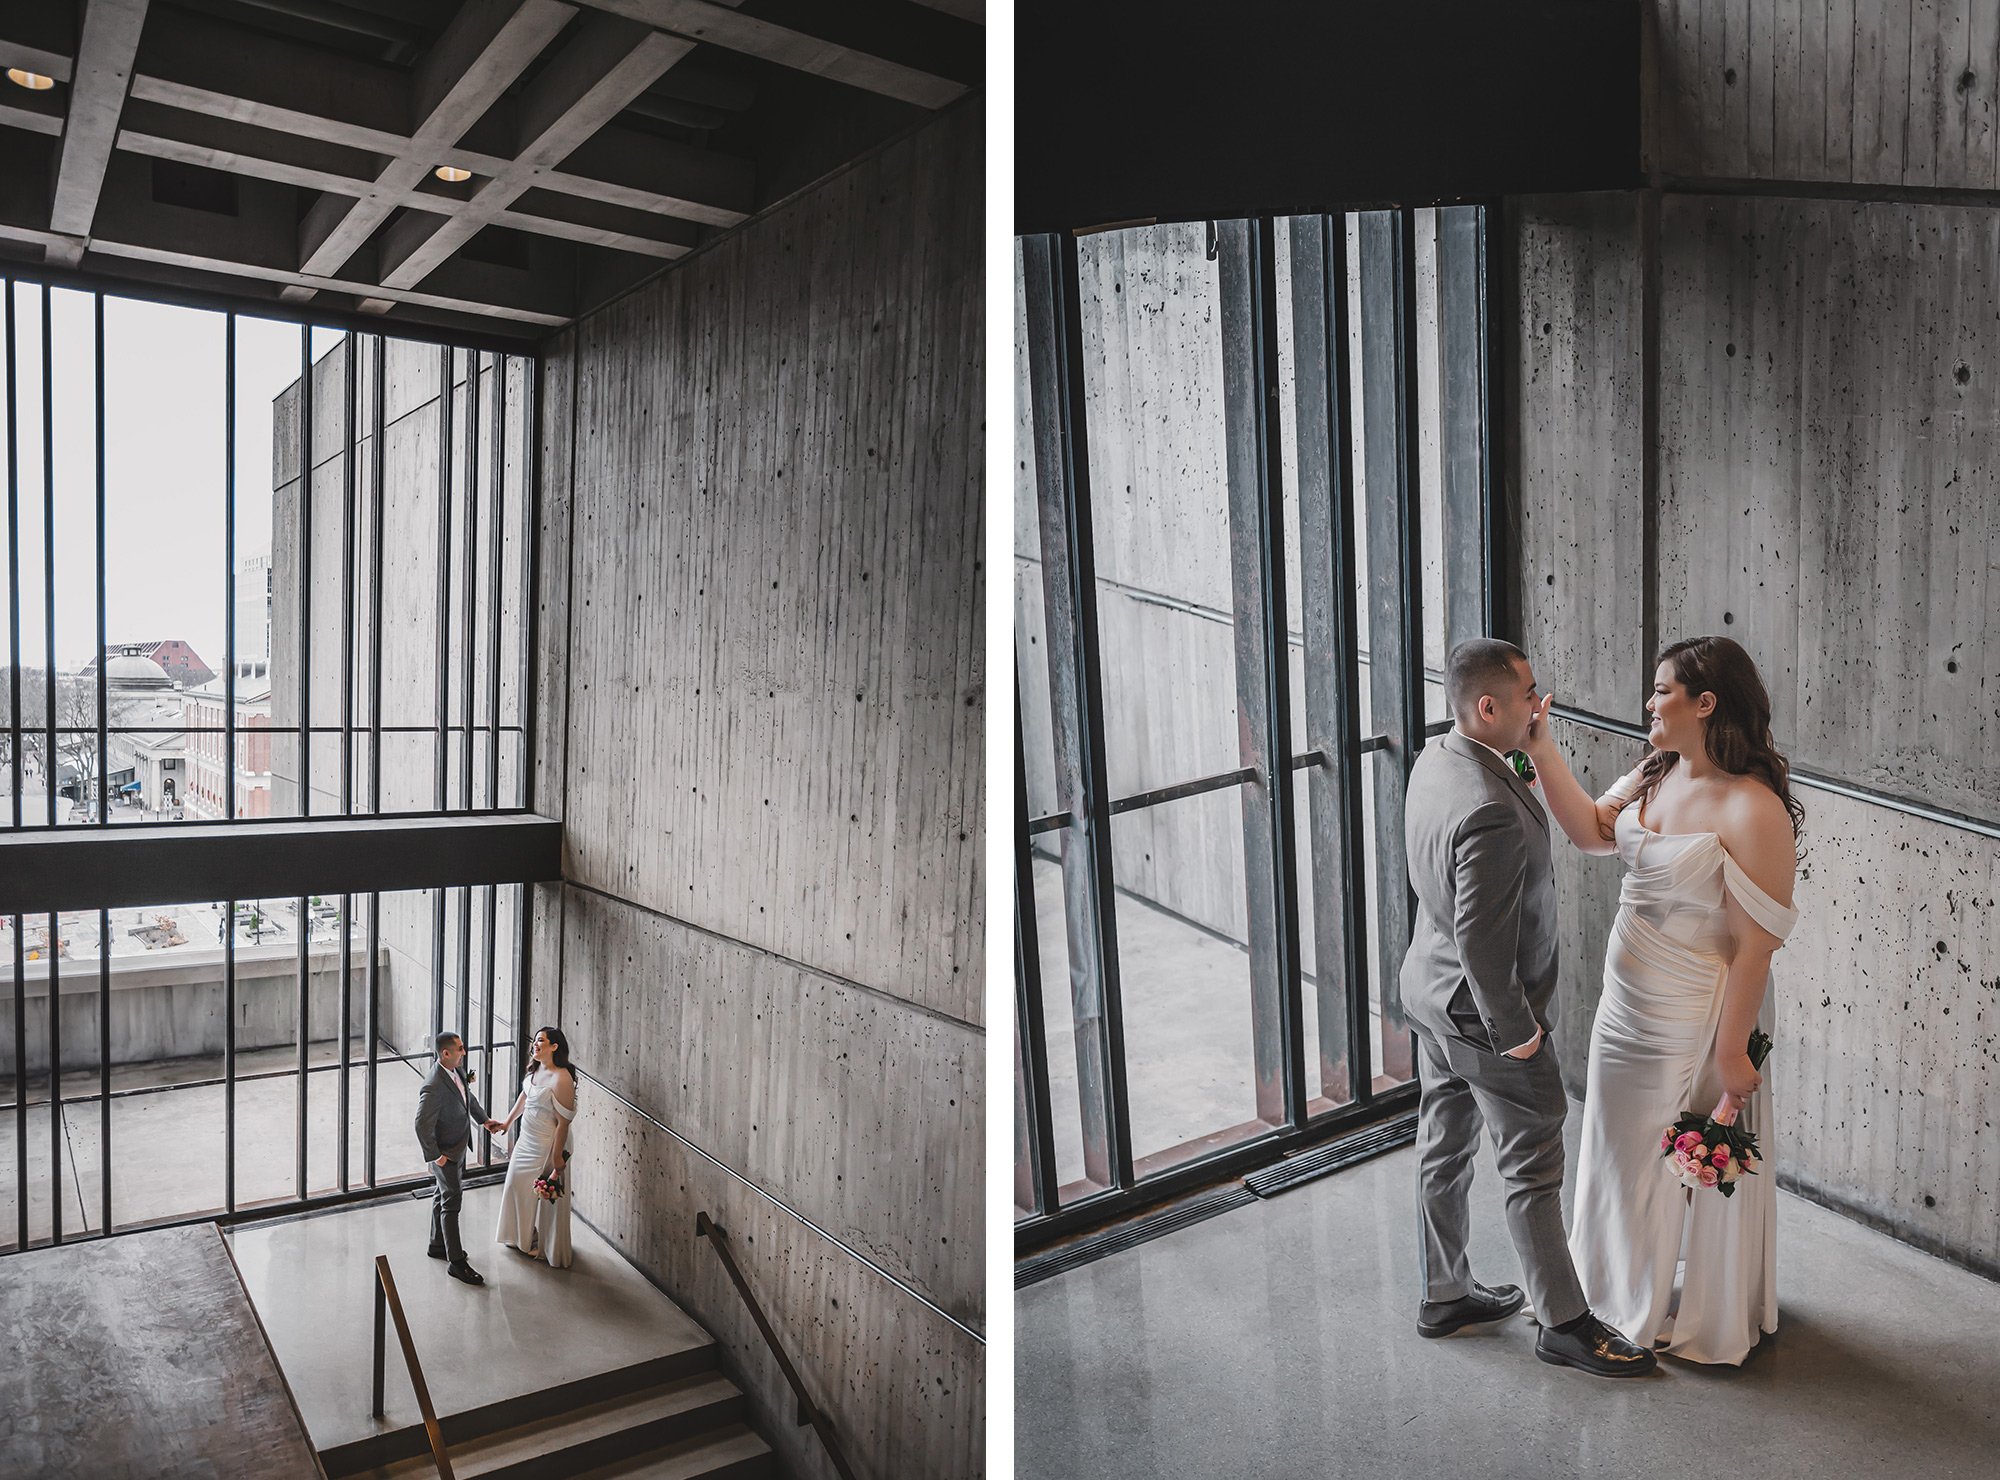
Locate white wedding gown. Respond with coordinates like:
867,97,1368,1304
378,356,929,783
1568,771,1798,1365
495,1067,577,1268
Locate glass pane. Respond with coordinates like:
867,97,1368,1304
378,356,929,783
1413,208,1450,722
1077,221,1244,796
378,342,450,811
103,296,227,824
1364,750,1414,1089
1344,215,1377,741
1026,833,1088,1198
237,315,305,821
11,287,50,827
1110,786,1268,1175
1014,1004,1035,1221
50,289,97,826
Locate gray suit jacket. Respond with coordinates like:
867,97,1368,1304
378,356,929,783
414,1062,488,1163
1400,731,1558,1056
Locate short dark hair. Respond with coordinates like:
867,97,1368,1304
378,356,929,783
1445,638,1528,723
435,1032,462,1056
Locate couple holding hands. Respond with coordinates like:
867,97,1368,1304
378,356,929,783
413,1025,583,1284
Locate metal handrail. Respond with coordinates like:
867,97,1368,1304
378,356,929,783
696,1211,859,1480
370,1253,457,1479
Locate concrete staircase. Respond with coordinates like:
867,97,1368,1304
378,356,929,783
320,1354,773,1480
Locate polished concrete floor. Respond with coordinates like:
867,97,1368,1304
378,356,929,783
1017,1115,2000,1479
229,1182,715,1453
0,1223,320,1477
1031,856,1397,1182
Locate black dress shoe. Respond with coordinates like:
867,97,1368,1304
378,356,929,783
1418,1281,1526,1337
1536,1314,1657,1377
447,1261,485,1286
426,1245,447,1261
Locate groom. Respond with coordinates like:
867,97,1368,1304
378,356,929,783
1400,638,1654,1377
414,1032,503,1287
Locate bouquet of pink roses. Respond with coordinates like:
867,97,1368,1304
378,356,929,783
1659,1030,1771,1198
533,1149,571,1202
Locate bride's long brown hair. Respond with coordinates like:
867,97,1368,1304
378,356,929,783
1606,636,1806,860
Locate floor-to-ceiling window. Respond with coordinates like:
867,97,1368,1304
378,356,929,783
0,279,541,1251
1014,207,1496,1238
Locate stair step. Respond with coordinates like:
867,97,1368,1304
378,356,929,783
321,1348,721,1478
568,1424,775,1480
357,1373,749,1480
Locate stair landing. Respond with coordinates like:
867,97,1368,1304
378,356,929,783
229,1183,720,1464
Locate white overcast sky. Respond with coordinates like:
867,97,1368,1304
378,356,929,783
3,285,346,671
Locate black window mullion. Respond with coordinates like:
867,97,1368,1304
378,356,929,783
1013,693,1059,1215
1216,218,1304,1131
1439,205,1489,653
6,280,19,829
93,294,105,827
337,337,356,1194
42,285,55,829
1394,208,1426,1076
366,335,385,1188
456,357,478,1059
224,894,236,1214
1289,214,1369,1109
299,326,311,821
225,313,236,824
481,359,505,1162
46,910,59,1244
431,347,453,1044
13,916,26,1249
1023,231,1132,1193
96,905,108,1231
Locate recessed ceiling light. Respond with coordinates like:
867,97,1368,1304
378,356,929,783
434,165,472,183
6,68,56,92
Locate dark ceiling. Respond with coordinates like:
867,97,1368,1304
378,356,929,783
0,0,983,344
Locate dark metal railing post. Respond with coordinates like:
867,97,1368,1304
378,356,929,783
696,1212,858,1480
372,1254,454,1478
371,1269,386,1419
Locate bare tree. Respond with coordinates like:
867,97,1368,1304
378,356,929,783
1,669,101,808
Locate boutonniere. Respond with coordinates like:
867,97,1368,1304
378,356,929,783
1507,750,1538,787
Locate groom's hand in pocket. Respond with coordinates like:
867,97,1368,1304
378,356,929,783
1504,1025,1545,1060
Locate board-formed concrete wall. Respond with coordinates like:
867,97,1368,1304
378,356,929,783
535,99,984,1479
1511,2,2000,1278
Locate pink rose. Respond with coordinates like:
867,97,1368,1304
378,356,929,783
1661,1129,1676,1152
1675,1131,1701,1153
1671,1151,1689,1171
1690,1144,1708,1161
1711,1148,1730,1167
1698,1166,1719,1187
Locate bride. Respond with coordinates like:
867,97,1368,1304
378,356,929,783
494,1026,580,1268
1524,635,1803,1365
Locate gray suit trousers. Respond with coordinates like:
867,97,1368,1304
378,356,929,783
1414,1023,1587,1328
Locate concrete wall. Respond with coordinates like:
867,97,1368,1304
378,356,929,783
1509,1,2000,1277
1645,0,2000,190
535,99,983,1479
0,946,369,1075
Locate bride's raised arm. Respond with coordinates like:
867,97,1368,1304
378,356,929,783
1521,694,1627,856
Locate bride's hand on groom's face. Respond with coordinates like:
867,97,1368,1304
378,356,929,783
1524,693,1556,755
